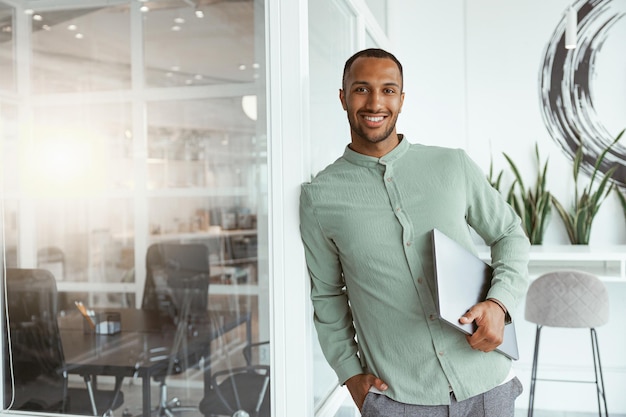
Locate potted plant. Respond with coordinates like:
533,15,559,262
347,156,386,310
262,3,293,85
616,187,626,223
502,143,552,245
551,129,624,244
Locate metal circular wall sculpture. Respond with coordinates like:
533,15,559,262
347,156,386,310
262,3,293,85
539,0,626,186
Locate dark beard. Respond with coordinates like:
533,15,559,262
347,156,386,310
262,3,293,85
350,116,398,144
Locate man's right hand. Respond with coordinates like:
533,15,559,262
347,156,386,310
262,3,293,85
344,373,388,410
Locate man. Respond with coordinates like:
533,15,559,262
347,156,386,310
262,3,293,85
299,48,530,416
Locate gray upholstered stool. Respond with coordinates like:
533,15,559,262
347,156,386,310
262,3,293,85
525,270,609,417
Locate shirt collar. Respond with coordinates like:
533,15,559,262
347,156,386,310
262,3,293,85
342,135,409,168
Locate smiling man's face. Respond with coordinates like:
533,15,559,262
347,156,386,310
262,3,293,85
339,56,405,157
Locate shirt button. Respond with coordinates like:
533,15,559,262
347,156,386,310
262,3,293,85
429,314,436,320
406,241,411,246
386,177,393,182
417,277,423,284
439,351,444,356
396,207,401,212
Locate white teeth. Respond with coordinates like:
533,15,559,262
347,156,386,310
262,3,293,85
364,116,384,122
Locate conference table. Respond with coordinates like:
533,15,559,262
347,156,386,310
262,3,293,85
58,308,252,416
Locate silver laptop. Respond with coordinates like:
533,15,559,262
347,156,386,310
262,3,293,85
431,228,519,360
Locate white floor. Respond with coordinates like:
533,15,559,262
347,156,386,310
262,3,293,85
516,412,619,417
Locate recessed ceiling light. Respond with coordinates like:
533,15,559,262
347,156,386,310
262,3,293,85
252,63,260,69
140,6,149,12
170,65,180,71
67,24,77,31
75,33,83,39
238,64,246,71
24,9,34,15
185,79,193,85
195,10,204,18
42,25,51,31
194,74,203,80
171,25,181,31
33,14,43,21
174,17,185,24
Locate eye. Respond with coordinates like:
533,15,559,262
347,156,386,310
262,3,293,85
384,88,396,94
354,86,369,94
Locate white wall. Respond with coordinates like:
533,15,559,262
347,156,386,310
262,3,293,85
388,0,626,414
388,0,467,150
389,0,626,246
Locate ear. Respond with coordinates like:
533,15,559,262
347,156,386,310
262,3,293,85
399,91,405,113
339,89,348,111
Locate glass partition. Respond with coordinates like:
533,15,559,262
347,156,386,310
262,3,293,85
1,1,269,416
1,100,18,265
143,0,259,88
146,98,257,190
29,102,134,193
0,3,14,92
31,6,131,94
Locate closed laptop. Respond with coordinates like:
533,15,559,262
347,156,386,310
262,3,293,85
431,228,519,360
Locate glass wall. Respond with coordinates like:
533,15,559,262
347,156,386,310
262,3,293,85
0,3,14,92
1,1,269,416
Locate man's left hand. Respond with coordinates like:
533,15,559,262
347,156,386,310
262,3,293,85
459,300,505,352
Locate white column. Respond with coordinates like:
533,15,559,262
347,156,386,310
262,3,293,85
266,0,314,416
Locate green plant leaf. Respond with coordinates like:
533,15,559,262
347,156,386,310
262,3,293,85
589,166,617,216
503,152,526,193
617,188,626,213
573,145,583,182
575,208,589,244
539,160,549,193
502,144,554,244
551,195,575,244
560,128,625,243
589,130,623,185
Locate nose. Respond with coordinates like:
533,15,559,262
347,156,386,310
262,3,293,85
365,90,382,111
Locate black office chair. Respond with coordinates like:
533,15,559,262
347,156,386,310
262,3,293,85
4,268,124,416
142,242,211,417
37,246,70,313
199,341,270,417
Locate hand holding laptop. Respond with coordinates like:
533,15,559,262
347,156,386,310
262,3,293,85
459,300,507,354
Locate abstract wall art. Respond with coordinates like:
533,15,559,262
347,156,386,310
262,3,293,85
539,0,626,186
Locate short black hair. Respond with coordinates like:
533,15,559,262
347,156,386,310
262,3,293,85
342,48,403,91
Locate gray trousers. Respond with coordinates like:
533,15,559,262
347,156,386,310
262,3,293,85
361,377,523,417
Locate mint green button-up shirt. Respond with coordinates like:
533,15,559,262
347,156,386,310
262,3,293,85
299,138,529,405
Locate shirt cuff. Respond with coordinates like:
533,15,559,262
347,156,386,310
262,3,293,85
487,298,512,324
336,359,366,386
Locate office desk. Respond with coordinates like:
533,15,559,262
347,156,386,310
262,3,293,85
59,308,251,416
